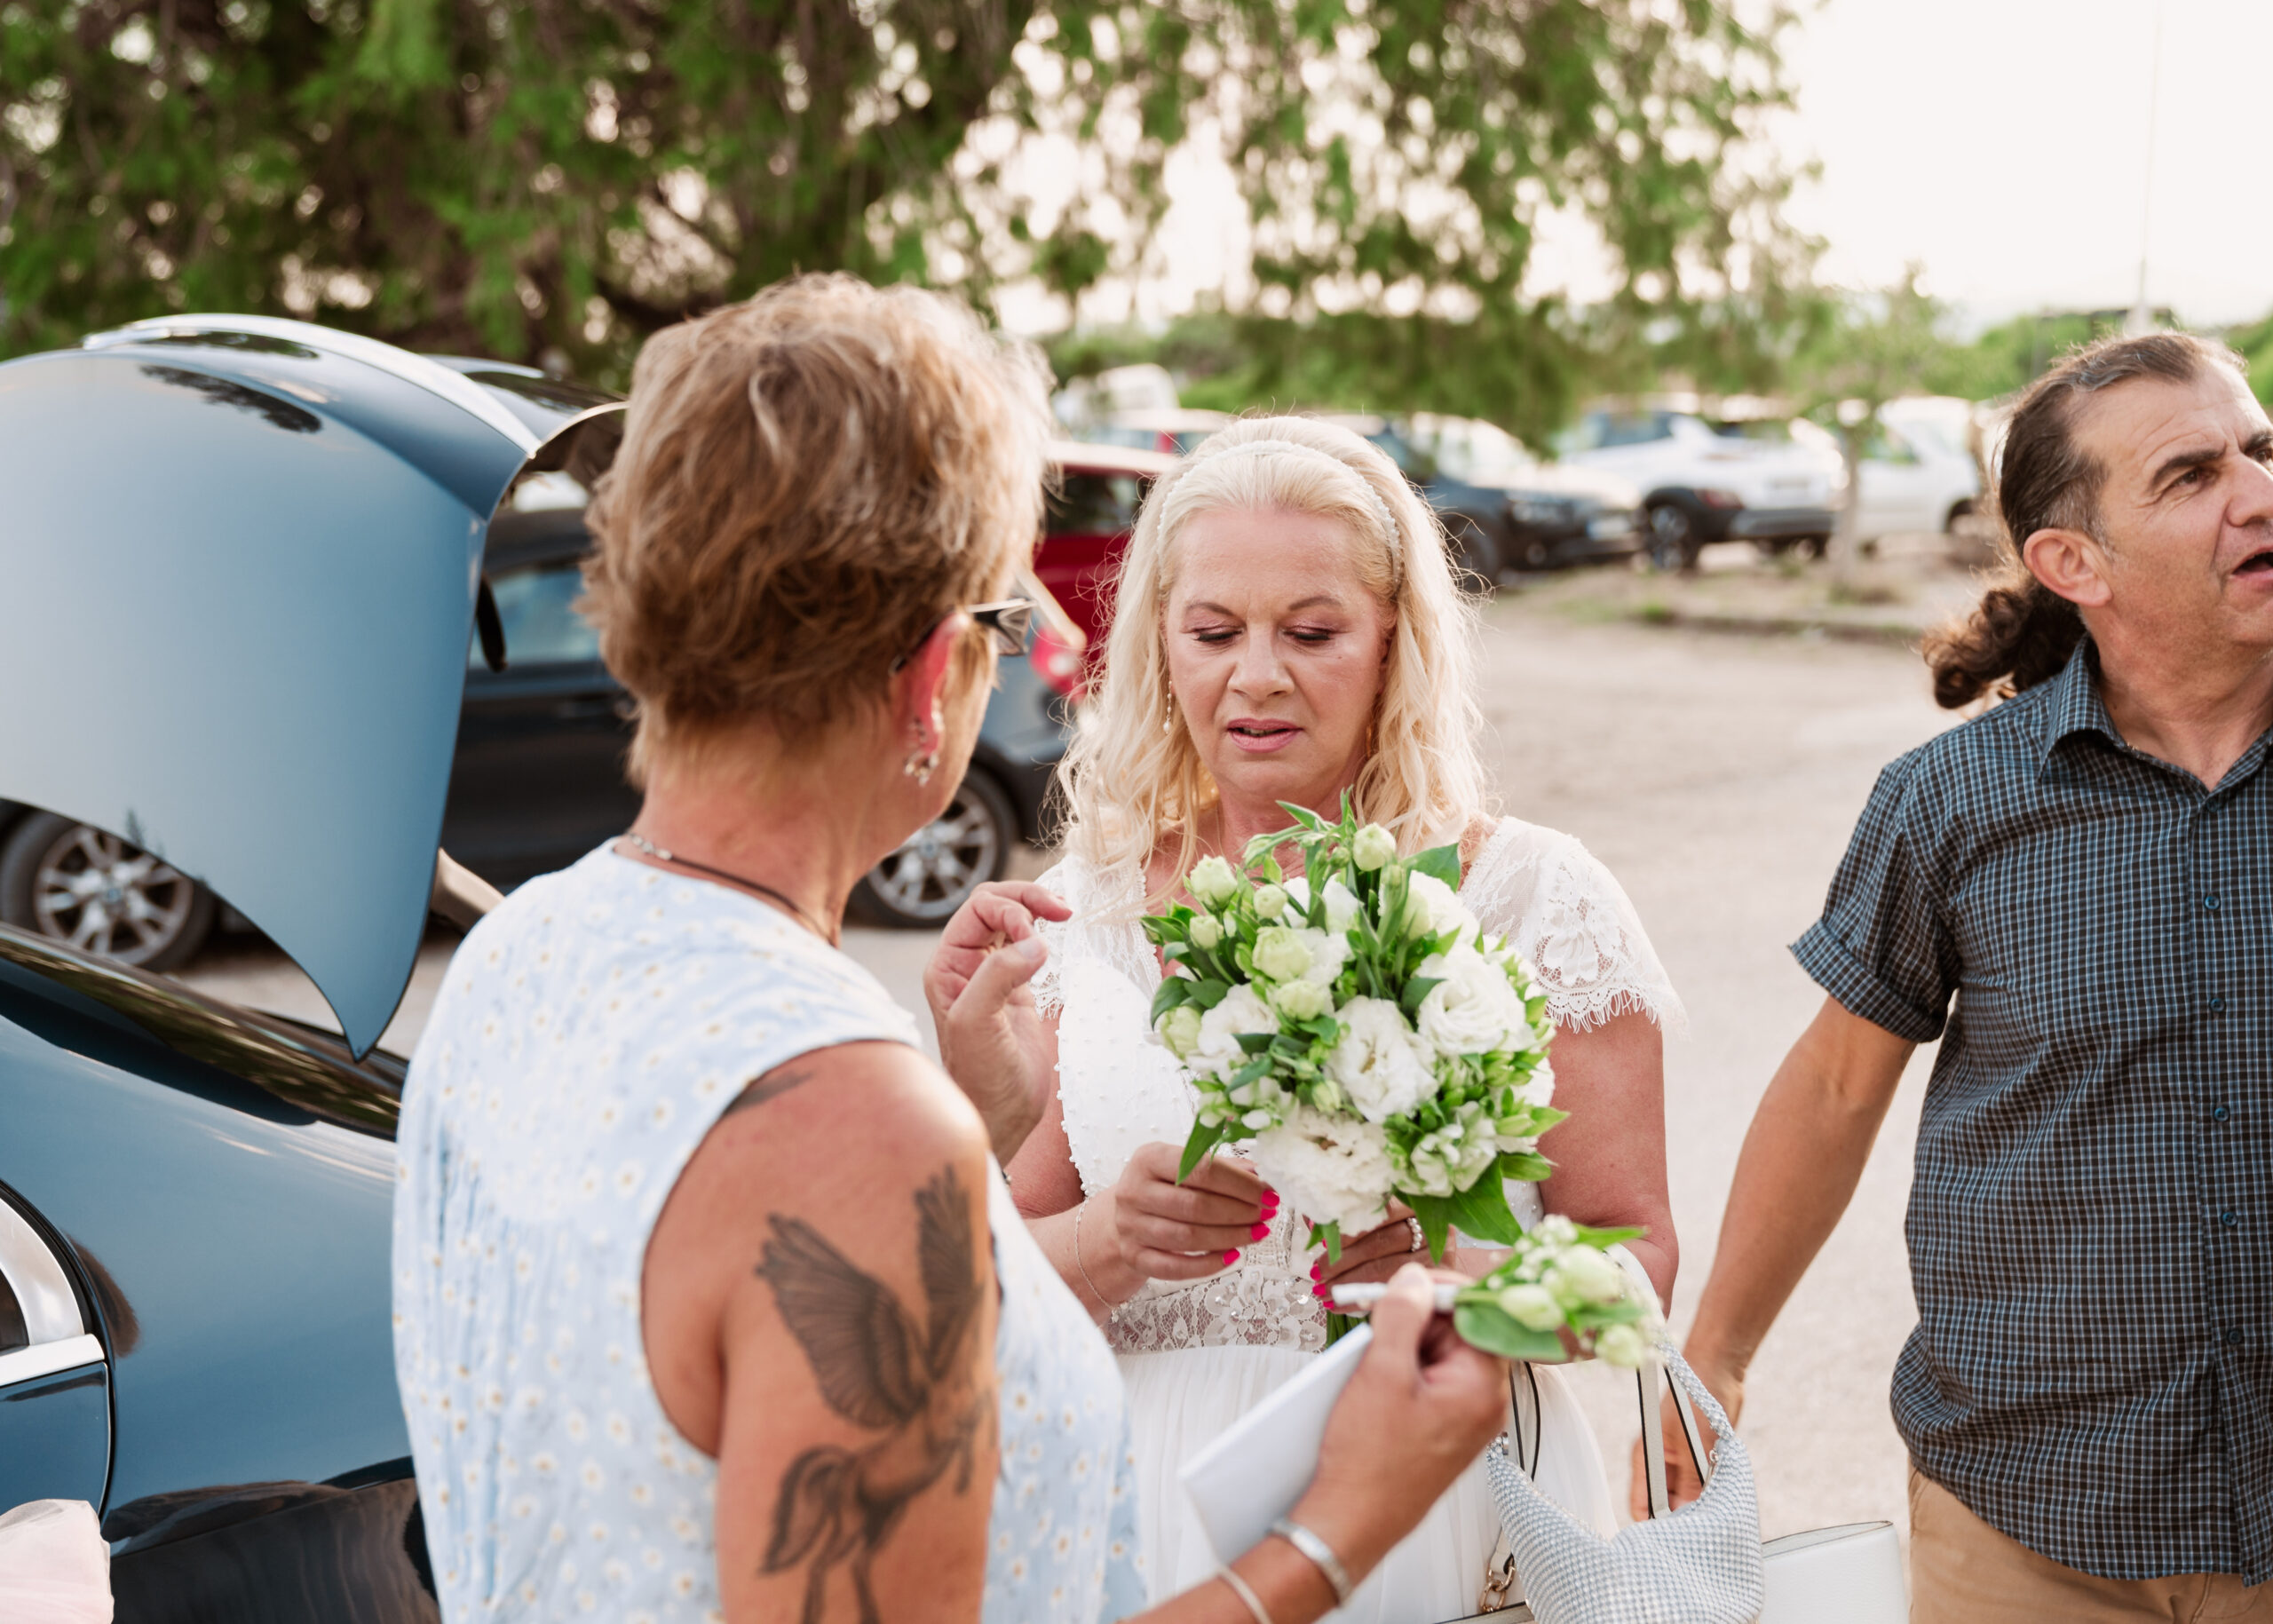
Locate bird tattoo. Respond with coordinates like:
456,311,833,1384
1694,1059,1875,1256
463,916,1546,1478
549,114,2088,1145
755,1165,990,1624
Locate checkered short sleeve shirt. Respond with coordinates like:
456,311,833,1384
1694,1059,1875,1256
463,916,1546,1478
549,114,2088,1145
1793,638,2271,1584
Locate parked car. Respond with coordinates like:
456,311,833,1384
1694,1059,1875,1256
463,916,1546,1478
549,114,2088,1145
1330,413,1643,581
0,355,1089,956
1560,406,1843,569
1856,396,1983,540
1033,439,1178,652
0,311,550,1622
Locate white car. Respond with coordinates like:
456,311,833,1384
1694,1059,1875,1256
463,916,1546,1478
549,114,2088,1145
1560,407,1842,569
1857,397,1983,540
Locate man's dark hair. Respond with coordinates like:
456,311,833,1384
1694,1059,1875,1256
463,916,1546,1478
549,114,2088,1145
1923,330,2245,708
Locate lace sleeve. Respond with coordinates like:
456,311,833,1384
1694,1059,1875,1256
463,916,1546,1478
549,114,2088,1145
1464,821,1687,1036
1029,858,1079,1018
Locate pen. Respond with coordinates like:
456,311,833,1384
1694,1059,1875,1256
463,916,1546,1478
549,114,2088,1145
1327,1282,1463,1313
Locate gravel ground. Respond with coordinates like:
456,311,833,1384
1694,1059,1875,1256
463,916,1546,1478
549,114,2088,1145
183,573,1967,1544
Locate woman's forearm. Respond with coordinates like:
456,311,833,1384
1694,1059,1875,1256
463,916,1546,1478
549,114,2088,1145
1683,997,1913,1379
1026,1197,1146,1322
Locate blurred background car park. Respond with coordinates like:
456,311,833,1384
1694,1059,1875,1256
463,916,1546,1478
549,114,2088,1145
1560,402,1844,571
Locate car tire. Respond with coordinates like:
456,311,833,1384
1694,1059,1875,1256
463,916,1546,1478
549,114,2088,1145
0,812,218,970
1444,515,1502,589
1944,499,1976,533
850,770,1018,929
1801,535,1830,560
1644,503,1701,572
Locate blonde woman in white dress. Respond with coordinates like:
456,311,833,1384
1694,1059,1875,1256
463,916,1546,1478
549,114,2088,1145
924,416,1685,1622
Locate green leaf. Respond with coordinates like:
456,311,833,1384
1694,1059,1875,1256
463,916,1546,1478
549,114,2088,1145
1148,978,1193,1026
1235,1030,1276,1055
1177,1121,1227,1183
1406,1194,1455,1262
1500,1150,1555,1183
1408,843,1462,888
1572,1223,1648,1248
1230,1057,1273,1088
1141,915,1185,945
1190,978,1230,1010
1310,1220,1342,1264
1446,1172,1522,1245
1453,1302,1569,1363
1398,976,1445,1018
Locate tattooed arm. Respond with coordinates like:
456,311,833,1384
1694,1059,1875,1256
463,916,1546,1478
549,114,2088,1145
644,1041,999,1624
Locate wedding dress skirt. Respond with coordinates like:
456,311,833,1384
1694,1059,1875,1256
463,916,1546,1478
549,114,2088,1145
1120,1343,1612,1622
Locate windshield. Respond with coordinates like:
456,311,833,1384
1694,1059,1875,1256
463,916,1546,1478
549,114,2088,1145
1411,416,1538,484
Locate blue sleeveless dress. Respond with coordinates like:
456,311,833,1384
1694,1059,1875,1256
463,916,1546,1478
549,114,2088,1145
392,846,1145,1622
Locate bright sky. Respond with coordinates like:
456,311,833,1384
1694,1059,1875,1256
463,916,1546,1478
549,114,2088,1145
1775,0,2273,328
1009,0,2273,336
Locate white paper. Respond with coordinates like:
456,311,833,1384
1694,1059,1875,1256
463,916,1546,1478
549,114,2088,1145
1177,1325,1373,1565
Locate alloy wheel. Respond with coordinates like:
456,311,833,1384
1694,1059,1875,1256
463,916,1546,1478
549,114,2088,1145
30,824,201,965
864,787,1005,923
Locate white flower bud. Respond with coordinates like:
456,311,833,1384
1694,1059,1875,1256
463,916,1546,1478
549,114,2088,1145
1271,978,1332,1021
1496,1283,1565,1333
1188,856,1239,907
1189,915,1224,951
1254,883,1288,921
1251,926,1312,983
1157,1004,1204,1058
1546,1247,1627,1310
1596,1323,1650,1369
1352,823,1396,871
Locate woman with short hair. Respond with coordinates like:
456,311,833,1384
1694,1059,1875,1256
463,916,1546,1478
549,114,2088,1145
928,416,1683,1620
392,277,1507,1624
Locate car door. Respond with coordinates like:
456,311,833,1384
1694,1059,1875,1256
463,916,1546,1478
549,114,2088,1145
440,533,640,892
1037,469,1145,651
1856,423,1936,536
0,1190,109,1513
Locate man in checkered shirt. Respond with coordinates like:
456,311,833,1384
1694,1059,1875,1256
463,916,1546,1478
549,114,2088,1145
1655,332,2271,1620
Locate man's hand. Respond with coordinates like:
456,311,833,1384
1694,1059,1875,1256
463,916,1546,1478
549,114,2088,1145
922,881,1070,1164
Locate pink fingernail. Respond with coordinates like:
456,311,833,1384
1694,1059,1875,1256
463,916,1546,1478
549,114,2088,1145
1249,1223,1270,1240
1309,1261,1321,1280
1224,1249,1240,1266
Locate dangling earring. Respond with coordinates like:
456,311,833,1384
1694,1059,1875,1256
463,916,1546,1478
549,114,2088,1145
1162,686,1176,736
904,748,939,784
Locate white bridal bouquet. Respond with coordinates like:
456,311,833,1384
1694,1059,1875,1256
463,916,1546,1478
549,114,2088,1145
1146,799,1659,1362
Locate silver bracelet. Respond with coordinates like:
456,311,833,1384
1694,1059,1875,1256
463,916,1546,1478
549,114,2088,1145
1269,1517,1355,1605
1216,1564,1274,1624
1071,1199,1108,1308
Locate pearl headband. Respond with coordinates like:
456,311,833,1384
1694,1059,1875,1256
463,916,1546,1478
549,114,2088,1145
1185,435,1403,585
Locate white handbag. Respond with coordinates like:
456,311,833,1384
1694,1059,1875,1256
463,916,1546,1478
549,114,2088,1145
1460,1250,1906,1622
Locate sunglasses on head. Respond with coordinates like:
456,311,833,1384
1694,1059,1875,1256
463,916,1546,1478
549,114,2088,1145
891,597,1035,672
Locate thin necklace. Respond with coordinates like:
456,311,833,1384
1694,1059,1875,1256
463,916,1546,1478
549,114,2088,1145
618,833,836,945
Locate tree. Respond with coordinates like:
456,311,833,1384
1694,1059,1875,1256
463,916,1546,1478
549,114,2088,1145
4,0,1805,416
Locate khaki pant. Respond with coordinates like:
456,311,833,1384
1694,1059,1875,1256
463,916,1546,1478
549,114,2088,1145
1910,1468,2272,1623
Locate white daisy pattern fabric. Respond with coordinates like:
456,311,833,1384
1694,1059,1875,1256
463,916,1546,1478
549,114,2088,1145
392,845,1144,1623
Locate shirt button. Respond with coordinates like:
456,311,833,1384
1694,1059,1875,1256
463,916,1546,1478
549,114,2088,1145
2203,894,2222,911
2221,1210,2241,1228
2227,1327,2246,1345
2213,1104,2233,1123
2209,996,2226,1012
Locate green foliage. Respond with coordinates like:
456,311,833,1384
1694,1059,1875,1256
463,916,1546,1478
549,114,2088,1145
4,0,1805,413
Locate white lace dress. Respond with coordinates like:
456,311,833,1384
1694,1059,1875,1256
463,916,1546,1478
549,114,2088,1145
1033,817,1686,1622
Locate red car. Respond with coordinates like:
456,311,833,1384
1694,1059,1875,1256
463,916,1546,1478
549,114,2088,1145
1037,440,1177,660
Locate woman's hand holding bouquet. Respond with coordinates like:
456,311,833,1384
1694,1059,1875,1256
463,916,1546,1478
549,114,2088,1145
1147,797,1661,1366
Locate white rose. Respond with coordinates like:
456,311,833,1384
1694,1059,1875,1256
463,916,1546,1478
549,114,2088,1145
1546,1247,1627,1311
1596,1323,1650,1369
1189,855,1239,907
1189,915,1224,951
1414,944,1528,1057
1247,1105,1396,1235
1254,883,1288,921
1189,985,1277,1081
1520,1058,1555,1111
1293,926,1350,987
1156,1003,1203,1058
1403,870,1480,943
1496,1283,1565,1333
1251,926,1311,983
1323,997,1437,1123
1321,877,1361,933
1352,823,1396,871
1271,978,1333,1021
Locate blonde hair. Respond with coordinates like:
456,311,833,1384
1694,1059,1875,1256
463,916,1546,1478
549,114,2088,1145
581,273,1051,777
1057,416,1487,897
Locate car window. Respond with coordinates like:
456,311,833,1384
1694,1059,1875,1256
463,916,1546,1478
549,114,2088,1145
475,561,601,668
1596,413,1674,448
0,1268,25,1354
1048,472,1144,535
